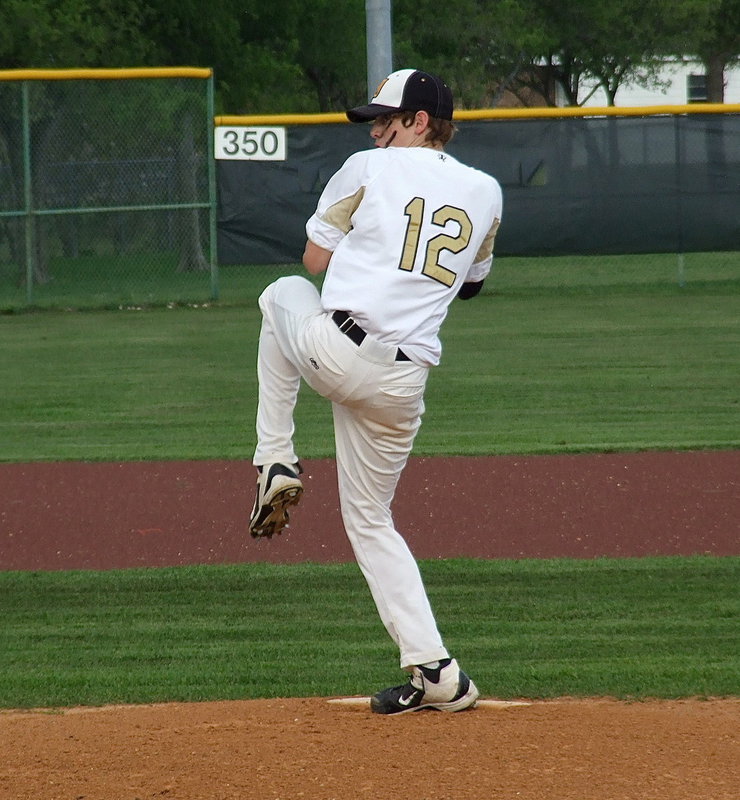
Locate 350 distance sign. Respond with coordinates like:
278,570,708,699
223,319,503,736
214,127,287,161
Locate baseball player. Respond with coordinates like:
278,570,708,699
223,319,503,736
249,68,502,714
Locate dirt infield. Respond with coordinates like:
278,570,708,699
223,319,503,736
2,697,738,799
1,451,738,799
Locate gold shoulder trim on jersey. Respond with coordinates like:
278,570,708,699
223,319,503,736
473,217,501,263
321,186,366,234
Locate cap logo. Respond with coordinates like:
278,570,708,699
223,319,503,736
372,78,388,101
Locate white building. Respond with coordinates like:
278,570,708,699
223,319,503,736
579,58,740,106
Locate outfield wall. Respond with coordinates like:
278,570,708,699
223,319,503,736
215,106,740,264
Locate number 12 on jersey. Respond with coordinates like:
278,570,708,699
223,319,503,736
398,197,473,287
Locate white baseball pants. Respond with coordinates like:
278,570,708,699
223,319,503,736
254,275,450,668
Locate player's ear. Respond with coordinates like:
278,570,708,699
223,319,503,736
414,110,430,132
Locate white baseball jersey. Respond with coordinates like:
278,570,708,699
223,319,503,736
305,146,502,366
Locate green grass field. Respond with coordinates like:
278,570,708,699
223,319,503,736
0,251,738,708
1,249,738,312
1,252,738,461
1,557,737,708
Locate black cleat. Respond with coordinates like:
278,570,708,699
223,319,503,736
370,658,479,714
249,463,303,538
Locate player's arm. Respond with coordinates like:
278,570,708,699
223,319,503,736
303,239,332,275
457,280,484,300
458,214,500,300
304,152,368,274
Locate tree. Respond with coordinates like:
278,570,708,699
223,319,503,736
394,0,656,107
0,0,158,69
392,0,547,107
392,0,734,109
508,0,705,106
685,0,740,102
291,0,366,111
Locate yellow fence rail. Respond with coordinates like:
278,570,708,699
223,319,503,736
0,67,212,81
216,103,740,127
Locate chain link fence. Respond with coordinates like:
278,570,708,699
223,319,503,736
0,68,216,310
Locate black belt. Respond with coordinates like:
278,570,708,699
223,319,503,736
332,310,410,361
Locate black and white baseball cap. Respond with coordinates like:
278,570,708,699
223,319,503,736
347,68,453,123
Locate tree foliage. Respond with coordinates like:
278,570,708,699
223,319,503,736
683,0,740,101
0,0,737,111
523,0,703,105
0,0,157,67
